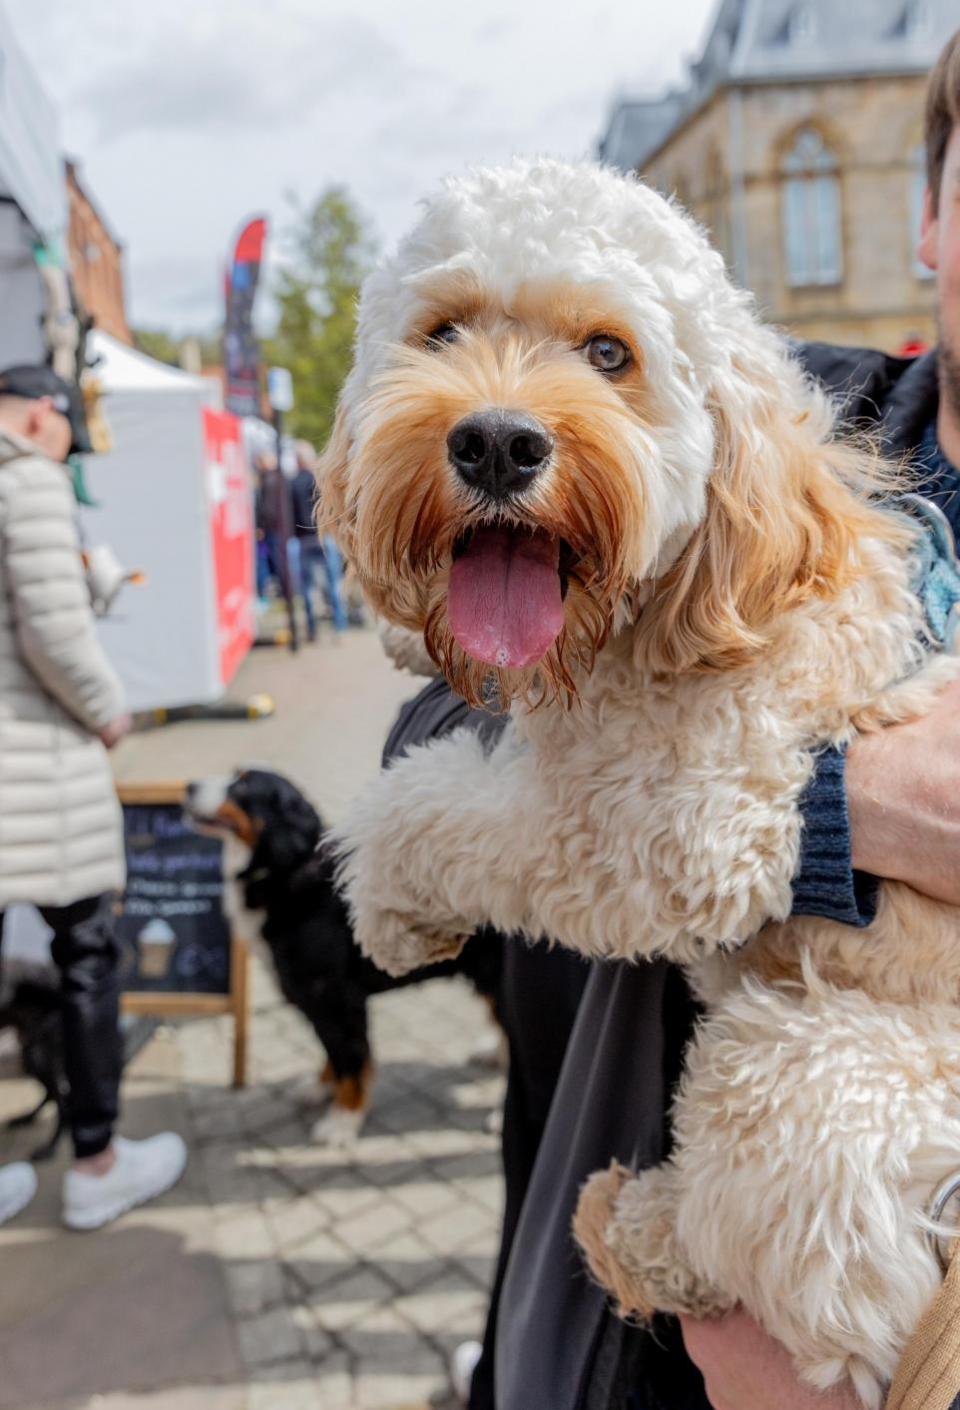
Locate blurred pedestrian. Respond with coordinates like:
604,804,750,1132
0,365,187,1230
293,439,347,638
253,449,293,601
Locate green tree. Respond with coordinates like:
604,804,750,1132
265,187,375,449
132,327,181,366
133,328,223,370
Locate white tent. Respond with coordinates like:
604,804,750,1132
0,5,64,366
81,331,255,712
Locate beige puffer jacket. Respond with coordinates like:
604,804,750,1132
0,429,126,908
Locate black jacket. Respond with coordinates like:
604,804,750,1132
290,469,320,542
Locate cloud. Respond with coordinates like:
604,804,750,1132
72,12,410,141
126,254,224,331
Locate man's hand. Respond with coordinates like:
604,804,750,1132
846,678,960,904
98,713,132,749
679,1309,863,1410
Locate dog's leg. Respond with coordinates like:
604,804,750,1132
336,729,539,976
573,1162,731,1322
311,1061,374,1147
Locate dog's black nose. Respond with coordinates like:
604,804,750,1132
447,409,554,499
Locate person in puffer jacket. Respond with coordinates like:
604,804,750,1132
0,364,186,1231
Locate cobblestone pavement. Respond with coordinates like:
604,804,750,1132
0,629,505,1410
180,957,503,1410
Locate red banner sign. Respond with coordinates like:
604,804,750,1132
203,407,255,685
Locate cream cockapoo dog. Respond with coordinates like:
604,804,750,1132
320,157,960,1406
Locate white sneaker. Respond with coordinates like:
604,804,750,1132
62,1133,187,1231
450,1339,482,1403
0,1162,38,1225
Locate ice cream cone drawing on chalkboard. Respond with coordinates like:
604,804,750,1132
138,918,176,979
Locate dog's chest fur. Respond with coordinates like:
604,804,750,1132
495,560,960,973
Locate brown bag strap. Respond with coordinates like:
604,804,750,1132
887,1242,960,1410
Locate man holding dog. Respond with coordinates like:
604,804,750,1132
0,366,187,1230
483,27,960,1410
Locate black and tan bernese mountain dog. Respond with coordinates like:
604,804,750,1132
185,767,503,1145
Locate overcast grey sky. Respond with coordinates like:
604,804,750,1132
7,0,716,334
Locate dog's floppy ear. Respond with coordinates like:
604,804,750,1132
316,406,355,560
637,349,904,675
248,786,322,876
316,402,433,633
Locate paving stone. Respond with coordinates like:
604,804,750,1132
283,1228,354,1294
267,1195,329,1251
390,1180,463,1222
247,1361,325,1410
352,1371,446,1408
311,1266,397,1331
311,1177,386,1225
393,1271,489,1338
311,1349,354,1410
236,1305,304,1367
289,1304,336,1363
417,1199,495,1255
224,1258,287,1318
335,1196,412,1253
215,1209,276,1261
361,1232,450,1295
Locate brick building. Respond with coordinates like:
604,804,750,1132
65,159,132,345
598,0,958,351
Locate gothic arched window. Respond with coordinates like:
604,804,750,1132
781,128,843,287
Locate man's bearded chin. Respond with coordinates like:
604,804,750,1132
937,311,960,428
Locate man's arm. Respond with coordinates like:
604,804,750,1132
2,458,126,734
845,677,960,905
792,674,960,916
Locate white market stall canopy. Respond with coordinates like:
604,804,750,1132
0,5,65,240
81,331,254,713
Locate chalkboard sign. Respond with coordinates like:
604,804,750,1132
120,802,230,994
117,782,249,1087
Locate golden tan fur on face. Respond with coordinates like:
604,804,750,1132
321,279,909,707
322,284,657,706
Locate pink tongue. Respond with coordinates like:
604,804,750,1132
448,526,564,669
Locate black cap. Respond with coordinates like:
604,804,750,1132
0,364,93,455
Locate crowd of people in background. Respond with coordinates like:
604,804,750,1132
252,439,361,640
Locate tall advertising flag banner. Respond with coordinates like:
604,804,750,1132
223,217,267,417
203,407,255,685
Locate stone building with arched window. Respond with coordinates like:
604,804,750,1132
597,0,957,351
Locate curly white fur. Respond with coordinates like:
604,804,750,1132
324,157,960,1407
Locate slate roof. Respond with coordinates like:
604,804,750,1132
599,0,958,170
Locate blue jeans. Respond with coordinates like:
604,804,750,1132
298,536,347,634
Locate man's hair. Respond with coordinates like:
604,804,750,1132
925,28,960,208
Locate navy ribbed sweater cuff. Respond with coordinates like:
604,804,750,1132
791,746,879,928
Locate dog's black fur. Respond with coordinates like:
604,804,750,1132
0,966,69,1161
186,770,503,1113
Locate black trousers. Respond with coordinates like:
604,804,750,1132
468,939,591,1410
0,894,122,1158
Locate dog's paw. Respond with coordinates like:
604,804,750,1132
357,906,469,977
311,1106,365,1147
573,1162,656,1321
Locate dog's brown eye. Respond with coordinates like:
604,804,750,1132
584,335,630,373
426,323,458,347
